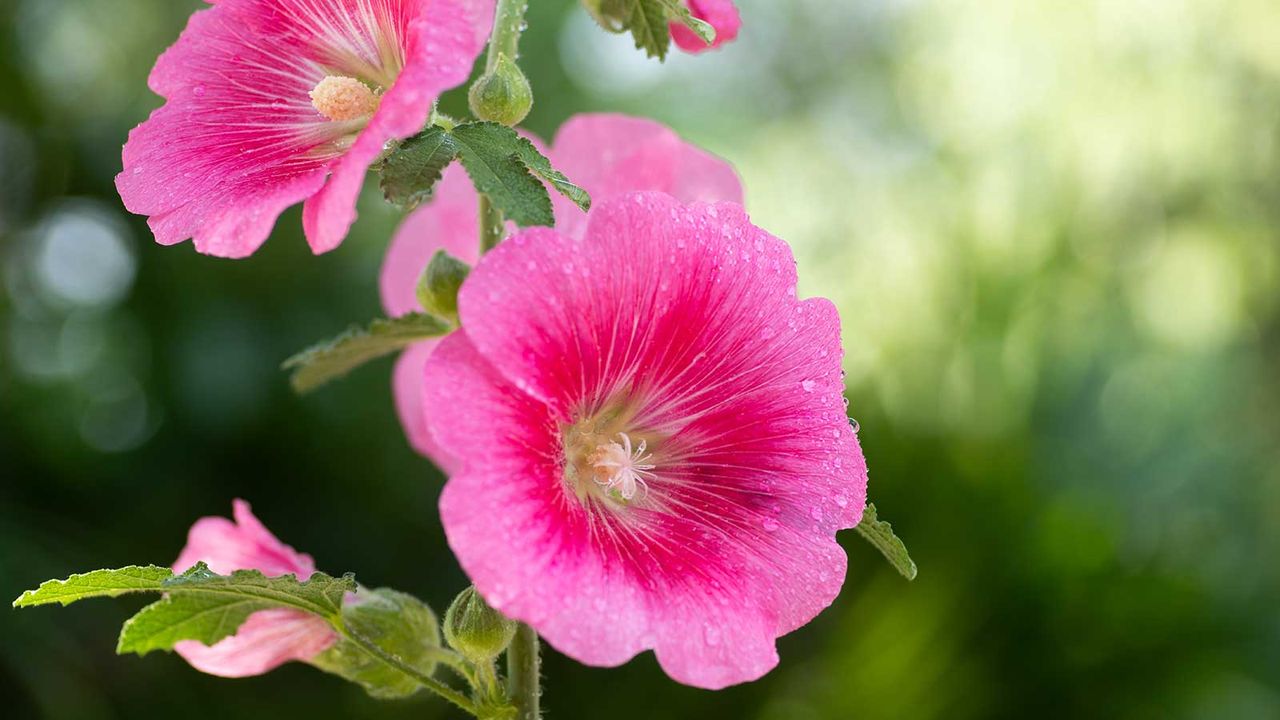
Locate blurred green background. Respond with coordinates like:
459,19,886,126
3,0,1279,717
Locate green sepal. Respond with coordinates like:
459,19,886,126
443,586,517,663
417,250,471,324
468,53,534,127
855,503,918,581
311,588,445,699
282,313,453,394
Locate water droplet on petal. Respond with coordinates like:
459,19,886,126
801,380,816,393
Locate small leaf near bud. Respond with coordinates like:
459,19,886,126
417,250,471,324
468,54,533,127
443,586,517,662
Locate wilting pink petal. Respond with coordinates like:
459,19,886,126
423,193,867,689
174,609,337,678
380,114,742,469
171,500,338,677
671,0,741,53
117,0,494,258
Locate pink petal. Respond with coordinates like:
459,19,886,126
170,501,336,677
428,193,866,688
392,342,463,474
381,116,741,470
174,609,337,678
671,0,741,53
547,114,742,240
173,499,316,578
378,163,480,469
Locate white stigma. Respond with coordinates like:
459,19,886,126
590,433,656,501
309,75,380,122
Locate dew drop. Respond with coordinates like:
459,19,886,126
762,517,780,532
801,380,816,393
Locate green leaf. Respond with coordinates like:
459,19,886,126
283,312,453,394
855,503,918,581
509,136,592,214
117,563,355,656
450,122,554,227
312,588,444,699
378,127,459,210
13,564,468,702
625,0,672,60
656,0,716,45
13,565,172,607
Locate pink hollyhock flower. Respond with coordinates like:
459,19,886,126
171,500,338,677
671,0,741,53
380,113,743,472
116,0,495,258
422,192,867,689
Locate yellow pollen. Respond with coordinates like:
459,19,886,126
309,76,380,122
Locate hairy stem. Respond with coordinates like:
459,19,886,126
475,0,531,255
507,623,541,720
486,0,529,73
342,625,479,716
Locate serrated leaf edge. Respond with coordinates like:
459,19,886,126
855,503,918,581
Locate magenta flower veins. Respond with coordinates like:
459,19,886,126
115,0,494,257
423,192,868,689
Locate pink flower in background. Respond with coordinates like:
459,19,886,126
116,0,495,258
422,192,867,688
380,113,743,471
171,500,337,677
671,0,741,53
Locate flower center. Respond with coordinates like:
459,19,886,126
588,433,656,501
563,408,662,506
309,75,380,122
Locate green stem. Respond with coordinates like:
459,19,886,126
485,0,529,73
506,623,540,720
476,0,531,256
343,626,479,716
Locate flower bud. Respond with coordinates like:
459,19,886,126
580,0,630,31
443,586,517,662
469,54,533,126
417,250,471,323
